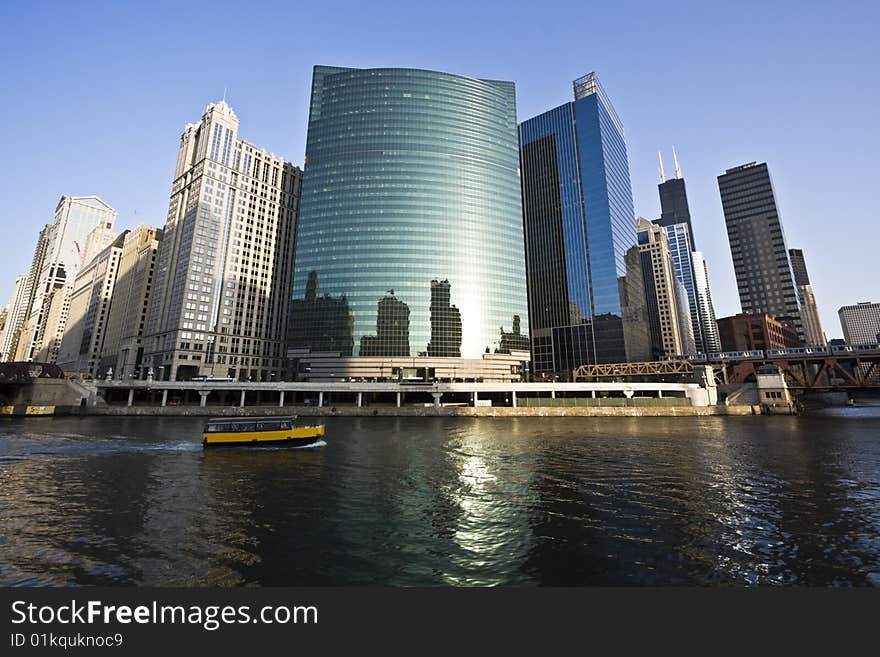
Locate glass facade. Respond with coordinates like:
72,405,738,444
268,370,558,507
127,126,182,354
290,66,528,360
519,73,649,376
661,223,699,352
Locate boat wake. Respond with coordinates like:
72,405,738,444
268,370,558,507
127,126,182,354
294,439,327,449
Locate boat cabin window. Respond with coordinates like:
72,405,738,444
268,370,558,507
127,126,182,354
254,421,284,431
206,419,293,432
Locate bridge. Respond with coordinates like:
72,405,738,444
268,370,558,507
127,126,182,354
573,348,880,390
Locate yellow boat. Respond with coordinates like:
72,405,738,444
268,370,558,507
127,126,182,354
203,417,325,448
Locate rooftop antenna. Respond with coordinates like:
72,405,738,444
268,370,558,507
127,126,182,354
658,151,666,183
222,86,227,103
673,146,682,179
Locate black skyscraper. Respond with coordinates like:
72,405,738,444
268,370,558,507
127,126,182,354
717,162,804,340
655,177,696,249
788,248,810,287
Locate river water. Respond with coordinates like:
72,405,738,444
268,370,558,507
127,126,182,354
1,409,879,586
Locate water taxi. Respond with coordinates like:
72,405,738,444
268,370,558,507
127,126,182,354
203,417,324,448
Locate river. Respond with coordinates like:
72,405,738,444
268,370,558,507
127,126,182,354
1,409,878,586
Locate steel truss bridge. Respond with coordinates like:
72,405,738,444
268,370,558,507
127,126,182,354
573,360,695,380
573,350,880,390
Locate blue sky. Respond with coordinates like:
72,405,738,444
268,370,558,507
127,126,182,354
1,0,877,338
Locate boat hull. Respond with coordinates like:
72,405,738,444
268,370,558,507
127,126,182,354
203,425,324,448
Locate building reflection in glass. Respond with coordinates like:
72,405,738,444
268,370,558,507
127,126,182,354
498,315,530,353
288,271,354,355
360,293,410,357
427,279,462,358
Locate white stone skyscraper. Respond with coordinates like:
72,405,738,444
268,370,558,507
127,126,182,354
143,101,301,381
56,232,126,376
0,274,30,361
637,218,694,357
98,225,163,379
17,196,117,362
691,254,721,353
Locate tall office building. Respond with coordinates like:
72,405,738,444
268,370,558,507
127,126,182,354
691,253,721,352
12,227,50,360
17,196,117,363
636,218,694,357
56,233,126,376
99,225,163,379
0,274,30,361
655,148,696,248
788,248,810,288
519,72,650,376
289,66,529,378
838,302,880,344
144,101,301,381
38,221,118,363
788,248,825,344
653,151,720,354
718,162,804,341
661,223,700,351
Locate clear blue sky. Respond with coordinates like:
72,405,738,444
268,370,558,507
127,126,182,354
1,0,877,338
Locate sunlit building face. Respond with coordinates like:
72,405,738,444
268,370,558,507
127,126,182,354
290,66,529,360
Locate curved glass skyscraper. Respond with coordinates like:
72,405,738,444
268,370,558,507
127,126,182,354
290,66,528,362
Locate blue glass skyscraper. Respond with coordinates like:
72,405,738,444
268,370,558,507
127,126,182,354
519,73,650,376
289,66,529,366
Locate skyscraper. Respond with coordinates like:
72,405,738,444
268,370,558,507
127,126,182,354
56,233,126,376
691,254,721,352
17,196,117,363
788,248,826,345
655,148,696,247
144,101,301,381
717,162,803,341
519,72,650,376
636,218,694,357
838,302,880,344
99,225,163,379
0,274,30,361
12,227,50,360
660,223,700,350
653,150,720,354
289,66,529,370
788,248,810,287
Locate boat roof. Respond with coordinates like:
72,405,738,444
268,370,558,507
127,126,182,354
205,417,296,424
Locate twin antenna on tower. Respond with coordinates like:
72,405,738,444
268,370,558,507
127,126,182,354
658,147,683,183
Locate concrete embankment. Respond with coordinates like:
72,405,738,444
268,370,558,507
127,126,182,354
36,404,762,418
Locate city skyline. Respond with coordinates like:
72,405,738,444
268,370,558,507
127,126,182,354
1,1,878,339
